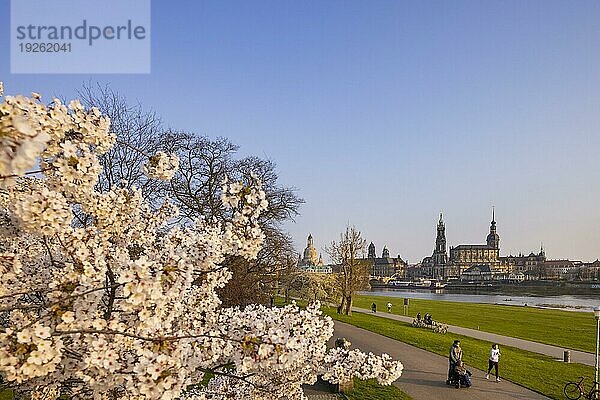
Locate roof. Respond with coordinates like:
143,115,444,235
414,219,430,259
452,244,494,250
544,260,578,267
371,257,404,266
462,264,492,274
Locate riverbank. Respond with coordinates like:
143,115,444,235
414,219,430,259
326,309,591,400
363,288,600,312
374,280,600,293
355,294,596,353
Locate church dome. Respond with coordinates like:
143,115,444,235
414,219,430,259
303,244,318,264
300,233,319,266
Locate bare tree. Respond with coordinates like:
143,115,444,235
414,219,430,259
78,82,165,197
156,131,303,306
78,84,304,307
326,226,370,316
159,131,303,229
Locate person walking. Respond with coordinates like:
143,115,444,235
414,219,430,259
486,343,501,382
387,302,392,312
447,340,463,385
371,302,377,313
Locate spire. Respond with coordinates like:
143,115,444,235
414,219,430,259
490,206,497,231
435,213,447,255
368,242,376,259
540,243,545,257
486,207,499,249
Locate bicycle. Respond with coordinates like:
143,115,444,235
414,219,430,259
564,376,600,400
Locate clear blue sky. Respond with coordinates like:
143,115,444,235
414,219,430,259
1,1,599,262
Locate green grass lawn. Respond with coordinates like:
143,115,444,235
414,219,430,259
346,378,414,400
0,391,13,400
354,294,596,353
324,306,595,400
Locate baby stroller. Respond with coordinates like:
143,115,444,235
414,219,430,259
447,362,472,388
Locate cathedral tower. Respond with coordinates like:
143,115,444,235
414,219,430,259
435,213,447,255
486,208,500,249
432,213,448,278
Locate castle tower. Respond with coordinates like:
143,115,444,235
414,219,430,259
382,246,390,258
486,208,500,249
368,242,376,259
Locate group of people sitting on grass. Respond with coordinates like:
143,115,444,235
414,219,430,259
416,312,433,325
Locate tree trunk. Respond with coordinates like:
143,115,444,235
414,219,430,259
345,295,352,316
284,288,289,304
338,296,346,314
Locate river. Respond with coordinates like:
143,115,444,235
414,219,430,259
363,288,600,312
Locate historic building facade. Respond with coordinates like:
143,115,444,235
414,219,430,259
365,242,407,278
422,210,547,279
446,211,501,278
501,248,546,276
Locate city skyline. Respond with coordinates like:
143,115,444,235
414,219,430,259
1,1,599,262
298,207,599,265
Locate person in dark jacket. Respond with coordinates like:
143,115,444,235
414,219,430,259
371,302,377,313
446,340,463,384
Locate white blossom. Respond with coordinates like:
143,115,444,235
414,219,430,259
0,83,403,400
141,151,179,180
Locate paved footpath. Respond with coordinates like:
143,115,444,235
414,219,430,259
334,321,550,400
353,306,594,366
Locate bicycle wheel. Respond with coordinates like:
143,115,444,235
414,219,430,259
564,382,582,400
588,389,600,400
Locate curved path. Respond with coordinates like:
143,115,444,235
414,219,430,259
353,306,594,366
334,321,550,400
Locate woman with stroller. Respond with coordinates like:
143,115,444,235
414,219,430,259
447,339,462,385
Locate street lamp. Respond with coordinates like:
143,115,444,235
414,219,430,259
595,306,600,394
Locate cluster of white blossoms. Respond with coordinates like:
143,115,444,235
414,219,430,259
0,83,403,400
322,347,404,386
141,151,180,180
10,186,72,236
